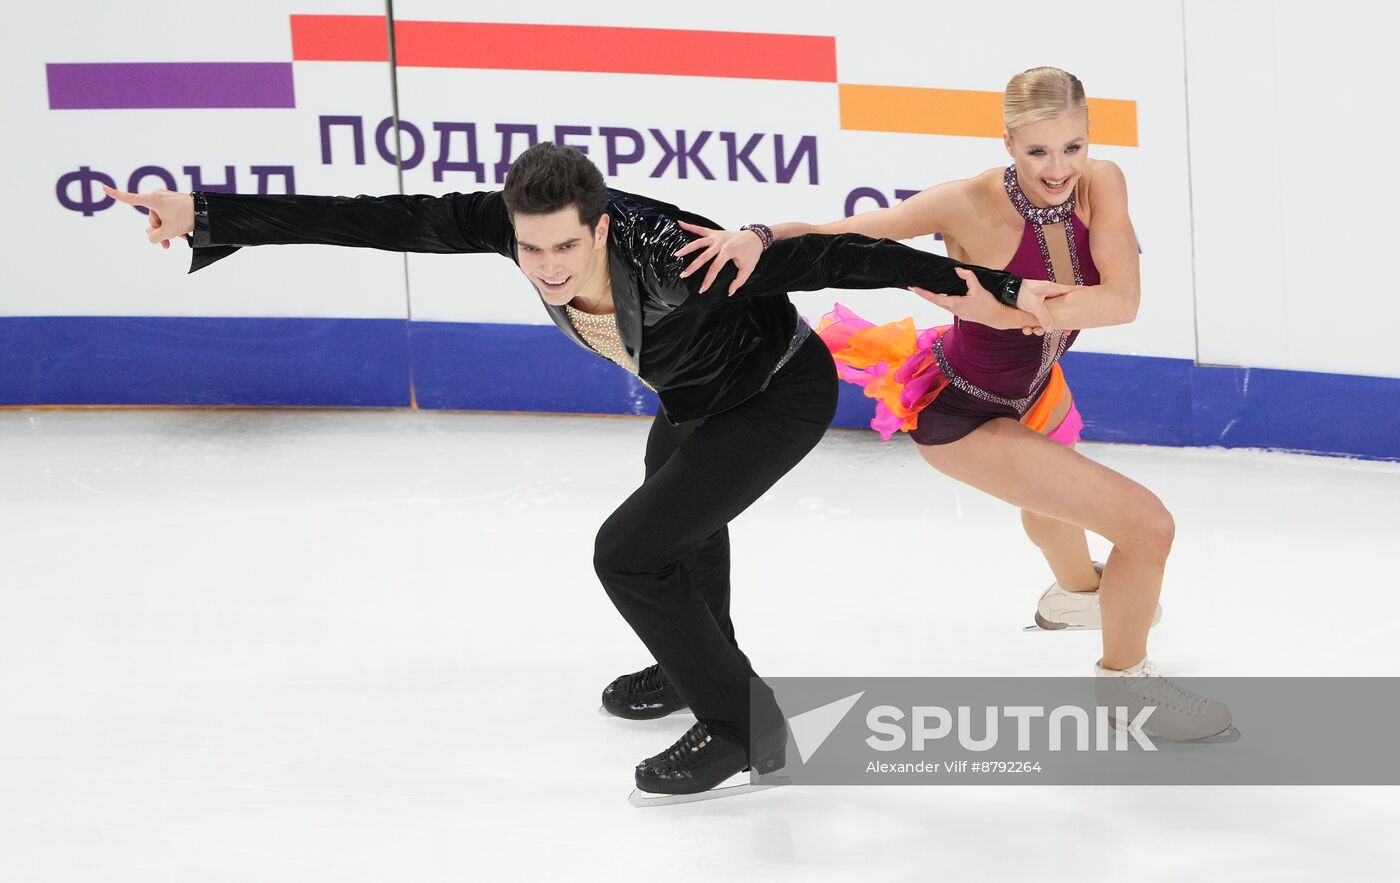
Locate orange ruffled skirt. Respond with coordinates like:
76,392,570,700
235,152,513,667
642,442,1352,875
814,304,1080,445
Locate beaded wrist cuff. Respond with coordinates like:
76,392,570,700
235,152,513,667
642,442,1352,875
740,223,774,251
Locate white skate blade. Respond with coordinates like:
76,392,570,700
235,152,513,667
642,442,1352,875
1025,610,1100,632
597,705,693,720
1109,718,1242,744
628,780,779,808
1024,606,1162,632
1162,724,1242,744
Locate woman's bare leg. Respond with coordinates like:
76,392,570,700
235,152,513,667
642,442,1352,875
1021,506,1100,591
1018,395,1099,592
920,418,1173,669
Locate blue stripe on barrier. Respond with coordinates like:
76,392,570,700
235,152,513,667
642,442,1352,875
410,320,658,415
0,316,410,407
2,317,1396,460
411,323,1400,461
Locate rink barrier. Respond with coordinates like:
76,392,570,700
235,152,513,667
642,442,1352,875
0,316,410,408
2,317,1397,461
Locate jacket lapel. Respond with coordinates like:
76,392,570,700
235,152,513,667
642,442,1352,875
541,300,590,352
608,248,643,374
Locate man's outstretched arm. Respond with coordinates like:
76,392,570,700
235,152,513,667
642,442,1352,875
102,186,516,273
730,232,1023,307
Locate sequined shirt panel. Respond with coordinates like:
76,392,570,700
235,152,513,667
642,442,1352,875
564,305,656,392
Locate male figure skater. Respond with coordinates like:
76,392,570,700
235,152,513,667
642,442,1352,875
104,143,1055,803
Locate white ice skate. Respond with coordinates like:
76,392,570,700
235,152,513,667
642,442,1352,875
1026,562,1163,631
1094,657,1239,743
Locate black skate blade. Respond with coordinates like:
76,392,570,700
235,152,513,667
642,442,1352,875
628,780,778,808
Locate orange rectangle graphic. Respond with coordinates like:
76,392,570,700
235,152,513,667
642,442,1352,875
839,84,1138,147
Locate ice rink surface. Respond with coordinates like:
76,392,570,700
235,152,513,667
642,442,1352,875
1,409,1397,882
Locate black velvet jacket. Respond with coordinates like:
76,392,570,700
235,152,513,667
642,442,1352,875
189,188,1022,423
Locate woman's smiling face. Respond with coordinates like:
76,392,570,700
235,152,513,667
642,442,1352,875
1004,110,1090,207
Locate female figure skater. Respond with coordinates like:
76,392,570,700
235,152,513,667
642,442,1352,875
677,67,1232,740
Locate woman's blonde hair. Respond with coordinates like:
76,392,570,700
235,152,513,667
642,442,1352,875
1003,67,1087,131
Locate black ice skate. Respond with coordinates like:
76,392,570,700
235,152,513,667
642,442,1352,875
599,663,689,720
628,722,785,807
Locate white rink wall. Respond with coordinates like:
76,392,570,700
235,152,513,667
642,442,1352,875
3,1,1397,457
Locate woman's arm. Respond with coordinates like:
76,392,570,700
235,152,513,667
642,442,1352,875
694,231,1024,309
778,179,965,241
675,179,972,294
1040,161,1141,329
629,205,1034,325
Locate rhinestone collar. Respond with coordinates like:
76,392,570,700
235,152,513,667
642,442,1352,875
1004,165,1076,226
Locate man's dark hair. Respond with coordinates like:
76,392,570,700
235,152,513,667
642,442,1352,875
502,142,609,230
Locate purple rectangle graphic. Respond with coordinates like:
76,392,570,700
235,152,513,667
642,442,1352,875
47,62,295,109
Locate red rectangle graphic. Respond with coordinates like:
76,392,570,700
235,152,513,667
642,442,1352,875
291,16,835,82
